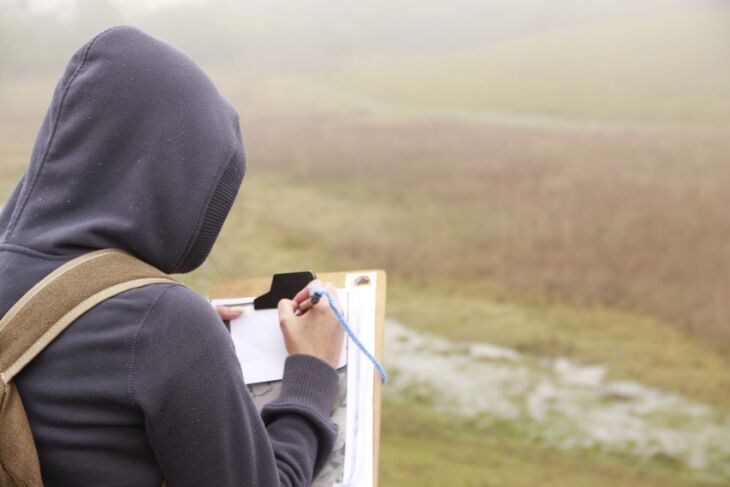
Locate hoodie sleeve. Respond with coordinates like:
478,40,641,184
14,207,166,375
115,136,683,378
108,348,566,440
129,284,339,487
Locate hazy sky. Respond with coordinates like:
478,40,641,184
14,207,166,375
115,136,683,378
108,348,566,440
9,0,203,15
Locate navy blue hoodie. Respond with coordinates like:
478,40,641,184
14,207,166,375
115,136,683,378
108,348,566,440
0,26,338,486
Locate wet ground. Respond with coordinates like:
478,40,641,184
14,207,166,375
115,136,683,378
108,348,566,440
384,321,730,480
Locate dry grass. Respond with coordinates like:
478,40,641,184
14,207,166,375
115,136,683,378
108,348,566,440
240,113,730,348
200,173,730,408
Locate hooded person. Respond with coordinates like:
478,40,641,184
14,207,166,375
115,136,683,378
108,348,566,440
0,26,340,486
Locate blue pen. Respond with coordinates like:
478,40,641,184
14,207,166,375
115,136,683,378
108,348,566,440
310,286,323,305
308,283,388,384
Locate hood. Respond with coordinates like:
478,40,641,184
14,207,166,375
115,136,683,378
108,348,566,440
0,26,245,274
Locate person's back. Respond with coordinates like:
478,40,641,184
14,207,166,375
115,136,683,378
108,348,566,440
0,26,340,486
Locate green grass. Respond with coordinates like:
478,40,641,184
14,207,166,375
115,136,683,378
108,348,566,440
388,284,730,410
255,6,730,124
380,398,724,487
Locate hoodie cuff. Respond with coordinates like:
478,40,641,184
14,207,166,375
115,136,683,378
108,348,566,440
261,355,340,475
265,354,339,419
266,354,339,418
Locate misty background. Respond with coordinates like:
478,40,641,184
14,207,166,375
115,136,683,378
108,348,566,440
1,1,730,485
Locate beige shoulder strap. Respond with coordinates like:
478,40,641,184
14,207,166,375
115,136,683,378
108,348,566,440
0,249,178,385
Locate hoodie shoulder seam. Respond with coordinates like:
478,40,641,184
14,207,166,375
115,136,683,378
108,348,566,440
126,283,177,410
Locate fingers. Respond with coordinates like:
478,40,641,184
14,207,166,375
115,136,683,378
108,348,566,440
277,298,296,326
297,298,314,315
293,279,322,305
295,297,325,316
294,280,339,316
216,306,243,321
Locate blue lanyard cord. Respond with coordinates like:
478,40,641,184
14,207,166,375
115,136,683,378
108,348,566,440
312,288,388,384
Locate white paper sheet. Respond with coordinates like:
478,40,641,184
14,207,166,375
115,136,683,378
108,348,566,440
212,290,348,384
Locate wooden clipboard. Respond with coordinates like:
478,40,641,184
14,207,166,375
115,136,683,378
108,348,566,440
210,269,386,486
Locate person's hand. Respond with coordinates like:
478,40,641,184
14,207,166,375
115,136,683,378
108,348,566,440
276,280,345,368
215,306,243,321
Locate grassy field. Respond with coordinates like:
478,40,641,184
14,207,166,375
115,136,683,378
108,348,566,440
2,4,730,482
230,115,730,351
379,397,723,487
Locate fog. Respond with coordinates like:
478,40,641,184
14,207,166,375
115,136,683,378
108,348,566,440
0,0,714,78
